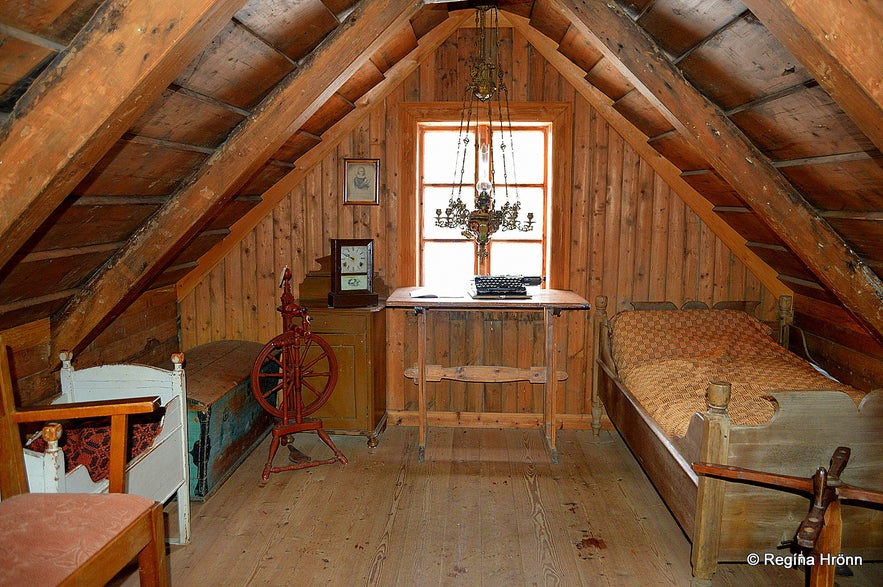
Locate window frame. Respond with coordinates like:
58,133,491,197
399,102,572,289
418,121,549,281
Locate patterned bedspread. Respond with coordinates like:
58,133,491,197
609,309,864,437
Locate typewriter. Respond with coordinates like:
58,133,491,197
469,275,541,298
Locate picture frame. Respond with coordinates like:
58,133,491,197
342,158,380,205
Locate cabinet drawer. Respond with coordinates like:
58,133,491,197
309,310,369,333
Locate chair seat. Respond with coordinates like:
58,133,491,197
0,492,155,586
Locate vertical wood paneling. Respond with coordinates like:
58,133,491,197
632,159,654,301
602,130,622,307
240,230,259,338
437,32,460,102
617,145,639,303
208,263,225,341
648,178,669,303
569,98,591,297
587,107,607,306
698,221,716,302
255,215,275,342
665,190,686,302
683,200,701,302
179,287,196,351
179,25,775,421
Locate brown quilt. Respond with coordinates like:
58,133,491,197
609,309,864,437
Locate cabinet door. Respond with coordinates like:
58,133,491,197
311,331,368,430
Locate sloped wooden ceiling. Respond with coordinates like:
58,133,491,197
0,0,881,357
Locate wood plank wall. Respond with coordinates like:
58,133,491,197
2,287,178,405
179,27,776,422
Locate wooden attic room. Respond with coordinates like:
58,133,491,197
1,0,881,585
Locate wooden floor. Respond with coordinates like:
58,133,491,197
121,426,881,586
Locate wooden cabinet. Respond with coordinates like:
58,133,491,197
303,305,387,445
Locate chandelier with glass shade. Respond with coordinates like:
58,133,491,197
433,4,534,260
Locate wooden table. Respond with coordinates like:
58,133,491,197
386,287,591,462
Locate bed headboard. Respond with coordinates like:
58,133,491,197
629,300,761,316
597,296,794,350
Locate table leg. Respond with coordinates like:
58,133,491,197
544,307,559,464
416,307,427,462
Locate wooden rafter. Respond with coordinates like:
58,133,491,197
0,0,246,272
51,0,425,355
506,13,790,300
742,0,883,153
549,0,883,341
177,10,474,299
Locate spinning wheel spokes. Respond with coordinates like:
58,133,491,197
251,331,338,421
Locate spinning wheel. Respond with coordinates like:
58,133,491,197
251,330,338,420
251,267,347,481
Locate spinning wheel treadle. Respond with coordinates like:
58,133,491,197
251,266,347,481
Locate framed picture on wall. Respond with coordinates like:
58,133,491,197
343,158,380,205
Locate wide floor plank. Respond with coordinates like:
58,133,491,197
118,427,881,586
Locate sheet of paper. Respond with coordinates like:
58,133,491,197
408,288,464,299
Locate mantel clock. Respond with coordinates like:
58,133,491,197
329,238,379,308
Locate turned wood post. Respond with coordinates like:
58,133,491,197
41,423,67,492
691,381,732,581
777,295,794,349
591,296,608,436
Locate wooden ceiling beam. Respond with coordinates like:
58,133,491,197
50,0,425,355
0,0,247,272
742,0,883,153
177,10,474,298
549,0,883,341
506,13,790,300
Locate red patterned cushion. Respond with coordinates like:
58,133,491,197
28,411,163,482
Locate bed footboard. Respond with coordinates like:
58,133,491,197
691,389,883,564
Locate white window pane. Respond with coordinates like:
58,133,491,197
423,187,471,240
489,242,543,276
491,187,544,240
422,242,475,290
423,129,475,184
492,129,545,185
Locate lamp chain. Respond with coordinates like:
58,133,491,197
434,4,534,260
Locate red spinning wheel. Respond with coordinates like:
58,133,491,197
251,329,338,420
251,266,347,481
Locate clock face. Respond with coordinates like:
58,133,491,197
340,245,368,274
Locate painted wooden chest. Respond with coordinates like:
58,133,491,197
185,340,270,501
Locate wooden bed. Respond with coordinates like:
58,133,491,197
23,352,190,545
590,295,882,582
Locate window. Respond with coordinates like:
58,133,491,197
398,102,571,290
418,122,551,291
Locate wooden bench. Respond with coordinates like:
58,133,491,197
185,340,269,501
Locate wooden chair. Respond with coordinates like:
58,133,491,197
0,339,169,586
